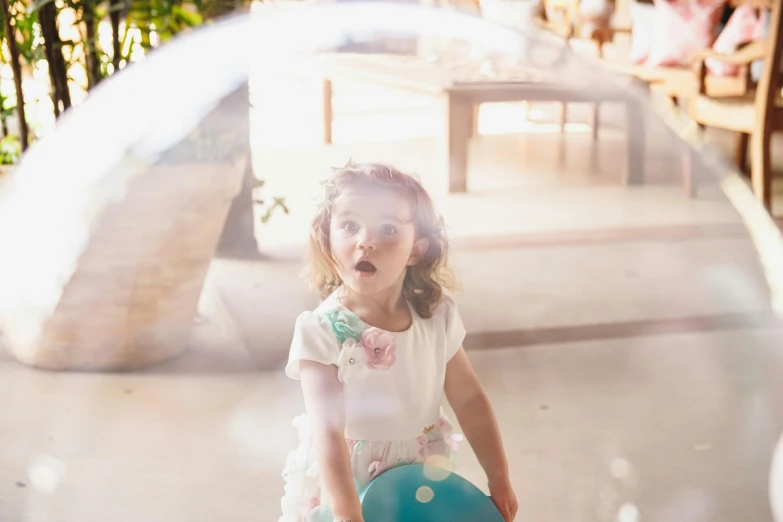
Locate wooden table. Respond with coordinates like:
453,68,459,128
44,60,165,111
319,53,646,193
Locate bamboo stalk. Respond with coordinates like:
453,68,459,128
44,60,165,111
39,0,71,116
0,0,29,150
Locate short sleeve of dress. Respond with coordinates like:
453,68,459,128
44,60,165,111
285,311,340,380
441,296,467,361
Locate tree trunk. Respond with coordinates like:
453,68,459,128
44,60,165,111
0,87,8,137
1,0,29,150
215,83,262,259
109,0,122,72
39,0,71,117
83,2,103,89
38,1,59,118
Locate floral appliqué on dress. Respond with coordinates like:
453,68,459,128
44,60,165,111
325,308,397,383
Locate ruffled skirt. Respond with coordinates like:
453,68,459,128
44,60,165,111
279,412,461,522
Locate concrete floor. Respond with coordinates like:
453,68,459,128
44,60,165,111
3,58,783,522
2,327,783,522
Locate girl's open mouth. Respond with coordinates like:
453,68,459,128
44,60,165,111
355,260,377,276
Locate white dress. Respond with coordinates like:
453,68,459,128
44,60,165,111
279,292,467,522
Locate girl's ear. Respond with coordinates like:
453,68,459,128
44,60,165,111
407,237,430,266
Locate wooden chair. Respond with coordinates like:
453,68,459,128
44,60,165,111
686,0,782,212
570,0,771,197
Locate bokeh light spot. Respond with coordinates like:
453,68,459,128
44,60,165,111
416,485,435,503
422,456,455,481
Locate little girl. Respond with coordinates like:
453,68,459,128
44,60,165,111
280,162,518,522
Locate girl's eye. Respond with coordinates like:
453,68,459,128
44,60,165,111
342,221,359,232
381,224,397,236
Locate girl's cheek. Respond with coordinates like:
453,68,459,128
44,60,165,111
335,241,354,260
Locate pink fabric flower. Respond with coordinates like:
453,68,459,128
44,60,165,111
418,435,434,459
299,497,320,511
361,328,396,370
418,435,450,459
368,460,387,480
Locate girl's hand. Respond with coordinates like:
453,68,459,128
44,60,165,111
489,477,518,522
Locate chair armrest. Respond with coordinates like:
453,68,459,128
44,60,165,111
690,39,768,66
607,26,632,35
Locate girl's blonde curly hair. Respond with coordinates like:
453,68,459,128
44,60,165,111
305,161,455,319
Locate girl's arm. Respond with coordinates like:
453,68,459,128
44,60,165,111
444,347,518,522
300,360,363,522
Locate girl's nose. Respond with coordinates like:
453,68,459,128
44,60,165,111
357,229,377,250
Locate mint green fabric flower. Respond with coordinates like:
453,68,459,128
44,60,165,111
325,308,365,345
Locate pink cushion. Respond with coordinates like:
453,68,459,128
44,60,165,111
749,9,783,81
707,4,764,76
629,2,656,64
646,0,725,67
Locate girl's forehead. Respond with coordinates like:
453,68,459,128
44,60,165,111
332,187,415,221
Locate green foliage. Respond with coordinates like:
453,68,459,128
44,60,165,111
0,104,13,123
0,134,22,165
13,5,45,64
253,179,290,225
126,0,204,50
258,197,290,225
0,1,45,65
1,0,287,225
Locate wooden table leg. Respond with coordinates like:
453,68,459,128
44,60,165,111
471,103,480,138
445,93,472,193
590,103,600,141
683,144,698,198
322,78,333,145
623,95,645,185
559,102,568,132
